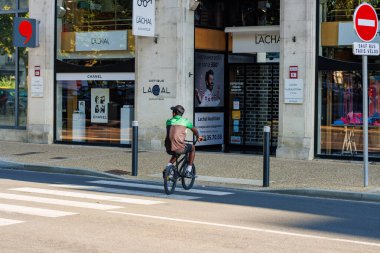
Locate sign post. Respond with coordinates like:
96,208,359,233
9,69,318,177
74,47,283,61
353,3,379,187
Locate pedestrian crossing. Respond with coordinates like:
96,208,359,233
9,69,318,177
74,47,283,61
0,179,234,228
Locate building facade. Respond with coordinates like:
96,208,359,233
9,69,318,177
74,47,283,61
0,0,379,161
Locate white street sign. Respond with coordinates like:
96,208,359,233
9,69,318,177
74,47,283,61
353,42,380,56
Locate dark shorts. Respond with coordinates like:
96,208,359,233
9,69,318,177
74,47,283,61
167,144,192,156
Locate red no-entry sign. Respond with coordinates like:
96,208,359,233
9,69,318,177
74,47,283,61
354,3,378,42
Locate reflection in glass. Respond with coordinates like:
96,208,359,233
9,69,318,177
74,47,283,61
56,79,135,144
319,71,380,157
19,0,28,9
56,0,134,66
0,14,16,126
18,47,28,126
0,0,15,10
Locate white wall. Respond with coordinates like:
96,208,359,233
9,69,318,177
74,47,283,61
27,0,55,143
136,0,195,150
276,0,317,160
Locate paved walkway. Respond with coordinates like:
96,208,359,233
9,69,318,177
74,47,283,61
0,141,380,195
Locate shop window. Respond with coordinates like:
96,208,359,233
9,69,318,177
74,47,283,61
227,0,280,27
319,0,380,62
0,0,15,10
56,0,134,67
195,0,224,28
56,76,135,144
318,71,380,157
0,4,28,128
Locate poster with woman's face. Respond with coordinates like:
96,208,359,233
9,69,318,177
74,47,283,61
194,52,224,108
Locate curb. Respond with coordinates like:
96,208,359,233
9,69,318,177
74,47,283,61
0,160,127,181
264,189,380,203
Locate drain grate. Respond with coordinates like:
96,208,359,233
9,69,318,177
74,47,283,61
105,170,131,176
50,157,68,160
13,152,45,156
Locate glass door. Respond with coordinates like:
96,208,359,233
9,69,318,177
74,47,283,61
228,64,279,153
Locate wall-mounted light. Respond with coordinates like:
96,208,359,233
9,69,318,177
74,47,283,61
292,36,296,43
189,0,200,11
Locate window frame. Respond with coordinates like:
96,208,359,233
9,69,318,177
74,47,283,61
0,0,29,129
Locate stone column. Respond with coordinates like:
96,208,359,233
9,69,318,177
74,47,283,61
135,0,195,150
27,0,55,143
276,0,317,160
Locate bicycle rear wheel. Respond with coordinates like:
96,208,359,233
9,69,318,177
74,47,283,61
181,163,196,190
164,165,177,195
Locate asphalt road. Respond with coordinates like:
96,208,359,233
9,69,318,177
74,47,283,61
0,168,379,253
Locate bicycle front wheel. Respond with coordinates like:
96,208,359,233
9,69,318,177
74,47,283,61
164,165,177,195
181,163,196,190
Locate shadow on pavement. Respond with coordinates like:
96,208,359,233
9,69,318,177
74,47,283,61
0,166,379,241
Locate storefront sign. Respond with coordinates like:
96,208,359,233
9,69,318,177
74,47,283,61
284,79,303,104
34,66,40,77
31,77,43,97
231,29,280,53
133,0,155,37
142,79,174,100
13,17,39,48
289,66,298,79
195,52,224,107
353,42,380,56
56,72,135,81
91,89,109,123
75,31,127,52
195,112,224,146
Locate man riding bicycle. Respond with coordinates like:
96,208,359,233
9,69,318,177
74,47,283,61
165,105,203,176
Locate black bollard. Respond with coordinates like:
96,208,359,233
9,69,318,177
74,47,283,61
132,121,138,176
263,126,270,187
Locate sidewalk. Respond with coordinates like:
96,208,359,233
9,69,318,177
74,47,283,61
1,141,380,199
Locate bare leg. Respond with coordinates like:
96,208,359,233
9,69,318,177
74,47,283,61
188,145,195,166
169,155,177,164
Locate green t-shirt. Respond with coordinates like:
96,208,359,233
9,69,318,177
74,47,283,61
166,115,193,129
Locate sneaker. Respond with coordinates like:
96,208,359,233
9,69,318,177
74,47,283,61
185,169,193,178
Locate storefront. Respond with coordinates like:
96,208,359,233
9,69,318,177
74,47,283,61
194,0,280,153
0,1,28,129
55,0,135,145
317,0,380,159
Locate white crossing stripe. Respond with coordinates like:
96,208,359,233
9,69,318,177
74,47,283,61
88,180,234,196
0,203,77,218
0,218,24,226
11,187,163,205
49,184,200,200
0,193,122,210
358,19,375,27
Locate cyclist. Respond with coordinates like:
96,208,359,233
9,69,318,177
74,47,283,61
164,105,203,176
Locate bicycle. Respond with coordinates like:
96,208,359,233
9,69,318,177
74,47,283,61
163,140,197,195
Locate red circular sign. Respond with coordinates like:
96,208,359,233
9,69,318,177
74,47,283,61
354,3,378,42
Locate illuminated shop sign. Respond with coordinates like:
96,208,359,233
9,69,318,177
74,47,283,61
226,26,280,53
75,31,128,51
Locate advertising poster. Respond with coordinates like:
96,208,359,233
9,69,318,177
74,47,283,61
195,52,224,107
91,88,109,123
195,112,224,146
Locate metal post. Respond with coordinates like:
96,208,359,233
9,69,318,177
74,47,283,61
263,126,270,187
132,121,138,176
363,56,369,187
